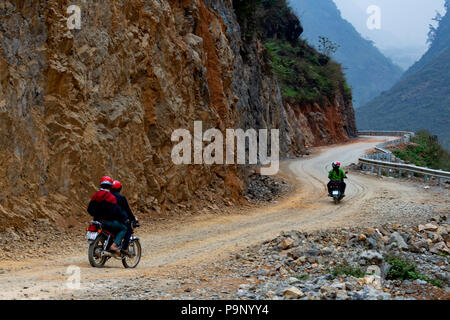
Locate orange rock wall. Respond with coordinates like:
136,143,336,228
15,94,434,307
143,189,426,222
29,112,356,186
0,0,356,233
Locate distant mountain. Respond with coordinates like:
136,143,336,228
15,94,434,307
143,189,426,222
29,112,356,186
403,3,450,78
356,3,450,150
288,0,403,108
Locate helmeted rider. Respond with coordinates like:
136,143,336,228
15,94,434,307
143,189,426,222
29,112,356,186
327,162,347,196
87,176,127,255
111,180,138,253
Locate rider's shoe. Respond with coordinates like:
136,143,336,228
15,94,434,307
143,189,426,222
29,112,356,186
110,243,120,255
121,249,132,258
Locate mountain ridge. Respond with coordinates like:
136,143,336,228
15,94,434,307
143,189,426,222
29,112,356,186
356,2,450,150
288,0,403,108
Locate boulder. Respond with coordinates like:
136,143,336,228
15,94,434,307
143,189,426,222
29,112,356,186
430,242,450,255
389,232,408,250
283,287,304,299
320,286,338,297
360,250,383,263
364,228,377,235
366,237,380,250
280,238,294,250
418,223,438,232
336,291,348,300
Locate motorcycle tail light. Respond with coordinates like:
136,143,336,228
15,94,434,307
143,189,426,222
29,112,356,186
87,225,97,232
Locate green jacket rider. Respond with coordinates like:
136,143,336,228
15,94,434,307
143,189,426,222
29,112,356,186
327,161,347,195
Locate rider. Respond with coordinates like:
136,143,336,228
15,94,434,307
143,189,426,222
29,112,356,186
111,180,138,253
327,162,347,196
87,176,127,254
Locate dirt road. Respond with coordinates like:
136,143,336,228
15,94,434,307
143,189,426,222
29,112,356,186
0,136,448,299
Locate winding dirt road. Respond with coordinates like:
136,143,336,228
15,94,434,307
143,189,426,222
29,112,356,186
0,136,448,299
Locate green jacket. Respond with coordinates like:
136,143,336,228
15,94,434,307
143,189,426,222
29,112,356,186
328,168,347,181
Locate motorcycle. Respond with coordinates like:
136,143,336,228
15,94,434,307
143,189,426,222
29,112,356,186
328,181,345,204
85,220,142,268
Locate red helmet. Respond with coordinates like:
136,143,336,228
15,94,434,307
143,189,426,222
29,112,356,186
100,176,113,187
332,162,341,169
111,180,122,191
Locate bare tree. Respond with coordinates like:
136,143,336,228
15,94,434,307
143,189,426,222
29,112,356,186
318,36,339,57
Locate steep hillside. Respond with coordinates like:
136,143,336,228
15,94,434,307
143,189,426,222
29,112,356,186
233,0,357,146
288,0,403,108
404,1,450,78
356,4,450,150
0,0,356,234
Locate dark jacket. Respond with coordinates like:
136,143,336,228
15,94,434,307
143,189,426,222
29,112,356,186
87,190,123,221
112,192,136,223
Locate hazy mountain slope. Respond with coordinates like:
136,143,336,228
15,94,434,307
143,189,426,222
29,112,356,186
356,5,450,150
403,2,450,78
288,0,403,108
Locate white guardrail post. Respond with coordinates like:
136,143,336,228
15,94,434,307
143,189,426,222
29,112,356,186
357,130,449,187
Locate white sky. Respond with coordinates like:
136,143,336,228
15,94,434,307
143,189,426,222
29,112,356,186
333,0,446,49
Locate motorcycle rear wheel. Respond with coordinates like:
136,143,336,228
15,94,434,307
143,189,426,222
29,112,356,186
88,234,108,268
122,239,142,268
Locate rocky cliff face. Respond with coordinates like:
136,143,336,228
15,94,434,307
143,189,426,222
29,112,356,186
0,0,356,233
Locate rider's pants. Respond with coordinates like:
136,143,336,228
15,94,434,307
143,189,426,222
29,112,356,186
102,220,127,246
122,222,133,250
327,181,346,195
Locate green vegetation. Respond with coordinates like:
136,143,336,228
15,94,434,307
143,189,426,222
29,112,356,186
232,0,261,40
393,131,450,171
264,37,351,104
330,263,365,279
385,255,443,288
289,0,403,108
233,0,352,105
295,273,309,280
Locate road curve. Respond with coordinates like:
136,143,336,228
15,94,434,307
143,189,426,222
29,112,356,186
0,135,441,299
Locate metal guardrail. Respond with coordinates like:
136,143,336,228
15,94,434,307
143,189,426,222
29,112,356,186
357,130,449,186
358,130,415,138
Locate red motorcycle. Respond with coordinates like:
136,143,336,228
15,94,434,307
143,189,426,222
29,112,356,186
85,220,142,268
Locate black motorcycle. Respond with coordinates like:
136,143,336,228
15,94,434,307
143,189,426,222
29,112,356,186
328,181,345,204
85,220,142,268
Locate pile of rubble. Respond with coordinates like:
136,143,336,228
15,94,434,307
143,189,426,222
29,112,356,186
229,214,450,300
245,173,290,203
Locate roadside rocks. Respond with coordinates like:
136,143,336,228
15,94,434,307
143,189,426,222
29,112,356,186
246,173,290,203
389,232,408,250
283,287,304,299
419,223,438,232
430,242,450,255
228,214,449,300
280,238,295,250
360,250,383,264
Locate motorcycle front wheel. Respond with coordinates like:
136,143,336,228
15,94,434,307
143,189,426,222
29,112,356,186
122,239,142,268
88,234,108,268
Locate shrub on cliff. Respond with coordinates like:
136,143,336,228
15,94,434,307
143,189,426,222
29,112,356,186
233,0,352,105
393,130,450,171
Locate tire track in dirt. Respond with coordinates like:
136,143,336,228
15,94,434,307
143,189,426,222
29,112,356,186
1,136,448,299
